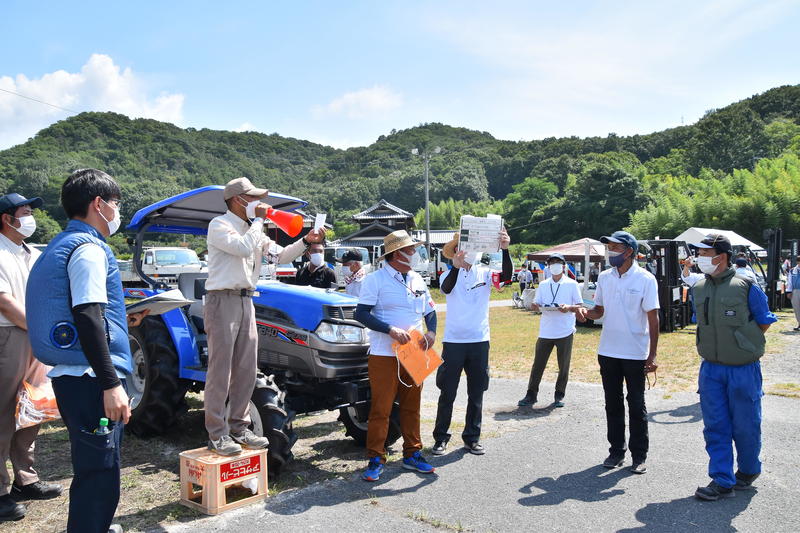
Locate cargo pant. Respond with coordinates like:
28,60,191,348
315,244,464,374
366,355,422,461
203,290,258,440
698,360,762,488
0,326,40,496
526,334,574,402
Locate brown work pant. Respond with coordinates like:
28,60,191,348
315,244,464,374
203,291,258,440
0,326,40,495
367,355,423,461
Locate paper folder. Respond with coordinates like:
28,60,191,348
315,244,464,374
392,329,443,386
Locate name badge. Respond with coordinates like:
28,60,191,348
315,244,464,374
724,310,736,317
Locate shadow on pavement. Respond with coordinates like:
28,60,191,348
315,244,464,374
617,489,757,532
648,402,703,425
492,405,556,421
518,465,633,506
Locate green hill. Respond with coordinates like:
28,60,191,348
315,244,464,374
1,84,799,245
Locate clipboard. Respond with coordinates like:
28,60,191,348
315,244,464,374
392,330,442,386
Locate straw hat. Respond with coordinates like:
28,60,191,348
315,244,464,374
442,236,459,260
379,230,420,261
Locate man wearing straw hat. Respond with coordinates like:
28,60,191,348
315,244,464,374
355,230,438,481
204,177,326,455
431,228,511,456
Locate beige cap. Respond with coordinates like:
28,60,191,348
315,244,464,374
379,230,420,261
442,236,459,260
223,177,268,200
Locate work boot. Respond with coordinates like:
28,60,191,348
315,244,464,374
695,481,735,501
0,495,25,521
231,429,269,449
11,480,63,500
734,471,760,490
208,435,242,456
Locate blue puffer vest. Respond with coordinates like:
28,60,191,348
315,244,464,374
26,219,132,375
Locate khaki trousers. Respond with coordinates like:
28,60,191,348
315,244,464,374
0,326,40,495
203,291,258,440
366,355,423,461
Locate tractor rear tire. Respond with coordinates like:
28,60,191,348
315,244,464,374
249,375,297,477
127,316,190,437
339,401,402,448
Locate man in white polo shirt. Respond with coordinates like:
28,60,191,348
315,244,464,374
355,230,438,482
578,230,659,475
518,253,583,409
431,228,511,456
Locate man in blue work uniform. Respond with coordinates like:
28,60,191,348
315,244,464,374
27,169,132,533
690,233,776,501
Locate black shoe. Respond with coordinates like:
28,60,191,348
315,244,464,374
553,399,565,408
463,441,485,455
630,462,647,474
734,470,760,490
431,440,448,456
0,495,25,521
695,481,735,501
517,394,537,407
602,454,624,468
11,480,63,500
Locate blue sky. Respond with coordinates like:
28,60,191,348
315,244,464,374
1,1,799,149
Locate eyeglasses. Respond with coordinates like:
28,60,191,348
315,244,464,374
103,198,122,210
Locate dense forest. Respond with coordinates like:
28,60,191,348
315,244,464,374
1,84,799,248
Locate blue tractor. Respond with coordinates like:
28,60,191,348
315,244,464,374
123,186,399,474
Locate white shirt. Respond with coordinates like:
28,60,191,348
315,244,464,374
206,211,306,291
594,263,660,360
441,264,492,343
518,270,533,284
358,264,434,356
681,271,705,287
735,267,758,283
533,276,583,339
0,233,40,327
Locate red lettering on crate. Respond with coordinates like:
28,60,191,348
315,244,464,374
219,455,261,483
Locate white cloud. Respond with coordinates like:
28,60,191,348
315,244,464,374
233,122,257,132
312,85,403,119
0,54,184,149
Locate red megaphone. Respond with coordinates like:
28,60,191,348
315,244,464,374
265,207,304,237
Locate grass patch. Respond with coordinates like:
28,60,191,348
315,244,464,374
429,286,514,304
406,510,468,531
767,382,800,398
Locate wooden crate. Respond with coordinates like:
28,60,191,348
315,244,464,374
179,447,268,515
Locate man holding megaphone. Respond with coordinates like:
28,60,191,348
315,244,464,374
204,177,326,455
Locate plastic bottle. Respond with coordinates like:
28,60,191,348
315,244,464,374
95,417,110,435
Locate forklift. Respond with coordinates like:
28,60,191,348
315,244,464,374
644,240,693,332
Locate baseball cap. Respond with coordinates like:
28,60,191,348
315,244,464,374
600,230,637,250
0,193,43,213
223,177,268,200
735,258,748,268
336,249,362,264
547,253,566,263
690,233,732,255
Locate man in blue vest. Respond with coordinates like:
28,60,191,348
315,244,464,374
26,169,131,533
690,233,776,501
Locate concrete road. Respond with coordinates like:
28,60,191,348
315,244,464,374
164,374,800,533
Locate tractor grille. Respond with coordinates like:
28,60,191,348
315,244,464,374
324,305,356,321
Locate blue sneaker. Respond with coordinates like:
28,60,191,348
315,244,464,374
361,457,385,482
402,451,435,474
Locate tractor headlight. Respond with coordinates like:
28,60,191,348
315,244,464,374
315,321,366,343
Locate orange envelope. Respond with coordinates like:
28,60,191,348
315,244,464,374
392,329,443,386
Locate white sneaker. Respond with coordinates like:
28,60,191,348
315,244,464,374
231,429,269,449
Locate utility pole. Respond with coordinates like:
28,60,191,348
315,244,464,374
412,146,441,258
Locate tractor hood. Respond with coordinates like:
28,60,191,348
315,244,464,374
126,185,307,235
253,280,358,331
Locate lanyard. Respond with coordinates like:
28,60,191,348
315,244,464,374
549,279,562,306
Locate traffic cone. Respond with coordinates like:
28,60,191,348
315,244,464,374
266,207,303,237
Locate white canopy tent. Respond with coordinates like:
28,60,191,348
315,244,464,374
673,227,765,254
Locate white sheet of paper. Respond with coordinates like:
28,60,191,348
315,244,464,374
314,213,327,230
458,215,503,255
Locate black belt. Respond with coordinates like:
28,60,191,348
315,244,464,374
211,289,258,298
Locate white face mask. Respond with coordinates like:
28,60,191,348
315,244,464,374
549,263,564,276
99,199,121,236
396,249,420,270
464,251,482,265
238,196,260,219
696,255,720,274
309,252,325,267
12,215,36,238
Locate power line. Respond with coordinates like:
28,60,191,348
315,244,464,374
0,87,79,114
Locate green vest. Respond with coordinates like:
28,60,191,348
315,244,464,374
693,268,765,366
